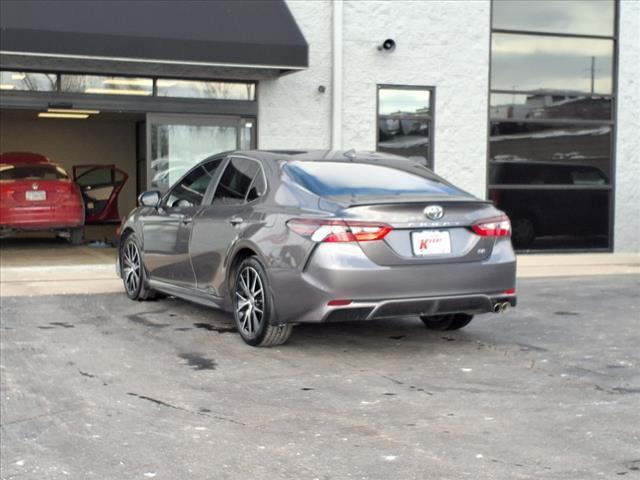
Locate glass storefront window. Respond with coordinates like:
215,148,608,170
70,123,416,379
61,75,153,96
376,86,433,167
156,79,255,100
491,33,614,95
489,0,616,252
148,116,250,192
0,71,57,91
489,93,612,121
492,0,615,37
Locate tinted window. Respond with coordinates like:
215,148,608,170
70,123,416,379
492,0,614,36
0,164,68,180
165,159,221,207
489,122,612,183
491,33,614,95
377,86,433,167
284,161,464,198
489,93,612,122
213,158,261,205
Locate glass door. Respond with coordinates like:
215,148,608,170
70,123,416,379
146,114,255,193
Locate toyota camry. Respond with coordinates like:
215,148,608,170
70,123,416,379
118,150,516,346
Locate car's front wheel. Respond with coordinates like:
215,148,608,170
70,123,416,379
233,257,292,347
420,313,474,331
120,233,154,301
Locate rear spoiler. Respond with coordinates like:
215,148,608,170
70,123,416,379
327,195,493,208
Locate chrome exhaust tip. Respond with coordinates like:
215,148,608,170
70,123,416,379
501,302,510,313
492,303,502,313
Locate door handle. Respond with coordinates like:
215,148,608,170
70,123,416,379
228,216,244,226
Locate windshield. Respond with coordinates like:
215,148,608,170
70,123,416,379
0,164,69,181
284,161,464,198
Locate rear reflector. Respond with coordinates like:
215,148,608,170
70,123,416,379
287,218,392,243
504,288,516,295
328,299,352,306
472,215,511,237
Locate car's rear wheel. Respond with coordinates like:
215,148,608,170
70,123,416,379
120,233,154,301
420,313,474,331
233,257,292,347
69,227,84,245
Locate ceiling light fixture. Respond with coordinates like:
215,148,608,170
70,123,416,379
85,88,152,96
0,84,16,90
11,73,26,80
47,108,101,115
38,112,89,119
102,78,153,87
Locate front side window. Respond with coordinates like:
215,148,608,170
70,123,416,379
165,159,222,208
213,158,262,206
376,85,434,168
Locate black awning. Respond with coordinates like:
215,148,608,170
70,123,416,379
0,0,308,76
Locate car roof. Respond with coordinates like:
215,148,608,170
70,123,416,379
0,151,52,164
230,149,411,163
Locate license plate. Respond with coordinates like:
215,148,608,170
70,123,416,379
411,230,451,256
26,190,46,201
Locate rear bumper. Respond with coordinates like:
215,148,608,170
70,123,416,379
268,239,517,324
0,205,84,230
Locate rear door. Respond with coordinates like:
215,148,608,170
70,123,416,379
189,157,267,295
141,158,223,287
72,165,128,223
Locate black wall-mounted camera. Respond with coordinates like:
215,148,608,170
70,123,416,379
378,39,396,52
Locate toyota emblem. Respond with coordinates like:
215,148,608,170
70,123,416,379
32,183,39,190
424,205,444,220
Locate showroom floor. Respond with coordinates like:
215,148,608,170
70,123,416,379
1,275,639,479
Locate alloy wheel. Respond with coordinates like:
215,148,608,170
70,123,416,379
122,240,141,296
235,266,264,338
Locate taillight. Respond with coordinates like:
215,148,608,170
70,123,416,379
286,218,392,243
471,215,511,237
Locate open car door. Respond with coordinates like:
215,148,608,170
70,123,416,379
73,165,128,224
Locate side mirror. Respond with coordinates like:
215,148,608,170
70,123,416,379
138,190,161,207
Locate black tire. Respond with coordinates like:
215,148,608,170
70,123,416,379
233,257,292,347
119,233,155,301
420,313,474,331
69,227,84,245
511,217,535,248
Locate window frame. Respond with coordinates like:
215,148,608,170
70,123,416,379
162,157,224,209
486,0,619,253
376,84,436,169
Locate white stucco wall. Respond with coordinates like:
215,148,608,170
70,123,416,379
258,0,333,150
614,0,640,253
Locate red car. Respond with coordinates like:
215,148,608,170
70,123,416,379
0,152,85,244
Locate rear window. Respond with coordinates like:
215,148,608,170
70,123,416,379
284,161,463,198
0,164,69,180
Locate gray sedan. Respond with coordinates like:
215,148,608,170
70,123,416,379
118,150,517,347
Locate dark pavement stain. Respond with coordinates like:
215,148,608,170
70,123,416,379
383,392,396,396
441,336,456,342
388,335,405,340
199,408,211,413
127,310,171,328
193,322,236,334
516,343,549,352
37,326,55,329
554,311,580,316
300,387,314,391
174,327,192,331
78,370,95,378
178,353,216,371
50,322,74,328
611,387,640,394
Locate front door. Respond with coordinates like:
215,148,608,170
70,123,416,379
142,158,223,287
73,165,128,223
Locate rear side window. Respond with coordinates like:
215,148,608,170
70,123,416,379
213,158,263,205
0,164,68,180
165,159,221,207
284,161,463,198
